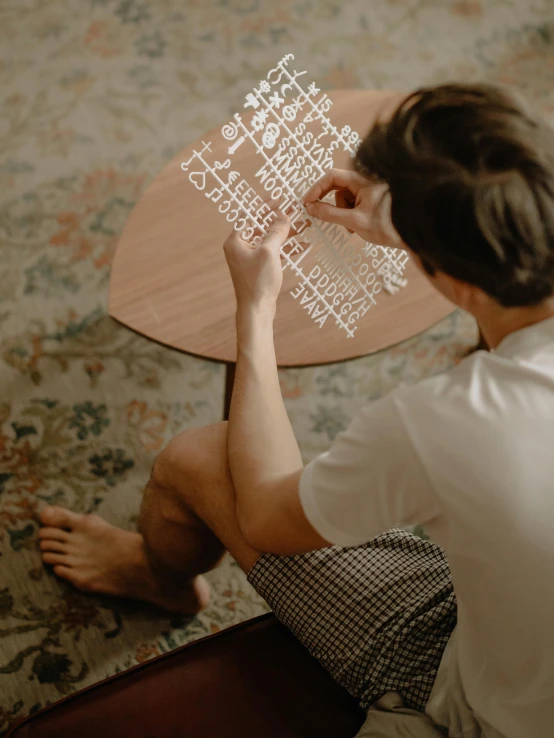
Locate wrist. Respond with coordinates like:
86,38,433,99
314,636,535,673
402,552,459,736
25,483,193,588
236,302,275,353
236,300,276,323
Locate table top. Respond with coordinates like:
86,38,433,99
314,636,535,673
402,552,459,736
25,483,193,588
109,89,454,367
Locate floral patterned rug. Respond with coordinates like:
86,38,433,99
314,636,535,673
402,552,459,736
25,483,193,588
1,0,553,733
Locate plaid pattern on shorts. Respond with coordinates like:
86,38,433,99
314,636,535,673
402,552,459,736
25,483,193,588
247,528,457,712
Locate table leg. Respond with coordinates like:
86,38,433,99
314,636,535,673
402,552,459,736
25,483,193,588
223,362,236,421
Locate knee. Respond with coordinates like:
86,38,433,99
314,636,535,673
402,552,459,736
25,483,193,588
151,421,229,502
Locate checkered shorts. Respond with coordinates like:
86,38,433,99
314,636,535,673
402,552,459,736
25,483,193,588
247,528,457,712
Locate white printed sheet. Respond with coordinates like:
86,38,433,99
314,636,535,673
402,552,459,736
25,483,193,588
181,54,408,338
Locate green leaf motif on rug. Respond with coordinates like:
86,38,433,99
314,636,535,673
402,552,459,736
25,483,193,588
89,448,135,486
8,524,35,552
69,402,110,441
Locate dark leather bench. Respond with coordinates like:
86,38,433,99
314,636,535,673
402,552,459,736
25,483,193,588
7,613,365,737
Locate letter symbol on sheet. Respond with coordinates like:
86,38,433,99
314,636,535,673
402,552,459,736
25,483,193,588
308,82,320,97
189,170,207,190
282,105,297,122
252,109,269,132
269,92,284,109
244,93,260,110
214,159,231,171
262,123,280,149
222,122,238,141
180,150,199,171
228,136,246,155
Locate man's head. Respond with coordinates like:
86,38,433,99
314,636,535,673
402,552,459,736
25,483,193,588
354,83,554,314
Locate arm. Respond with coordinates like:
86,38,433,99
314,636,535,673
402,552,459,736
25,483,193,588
224,216,330,555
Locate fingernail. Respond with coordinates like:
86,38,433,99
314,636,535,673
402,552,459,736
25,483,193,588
305,203,314,212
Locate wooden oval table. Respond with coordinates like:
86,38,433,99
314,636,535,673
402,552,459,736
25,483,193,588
109,89,455,418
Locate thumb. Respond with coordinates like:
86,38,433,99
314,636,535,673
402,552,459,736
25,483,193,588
305,201,358,230
262,212,290,250
223,229,250,254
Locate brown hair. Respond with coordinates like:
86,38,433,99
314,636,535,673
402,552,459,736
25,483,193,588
354,83,554,307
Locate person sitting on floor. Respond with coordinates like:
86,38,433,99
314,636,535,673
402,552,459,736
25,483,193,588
38,82,554,738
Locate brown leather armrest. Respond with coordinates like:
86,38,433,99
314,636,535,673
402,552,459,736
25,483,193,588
8,613,365,738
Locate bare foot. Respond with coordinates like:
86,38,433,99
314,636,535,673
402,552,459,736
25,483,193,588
39,506,211,615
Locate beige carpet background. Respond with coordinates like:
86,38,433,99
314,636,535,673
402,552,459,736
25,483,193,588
1,0,553,733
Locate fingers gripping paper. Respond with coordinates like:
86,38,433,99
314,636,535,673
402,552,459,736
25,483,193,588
181,54,409,337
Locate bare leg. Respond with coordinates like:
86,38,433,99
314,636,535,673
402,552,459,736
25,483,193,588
39,422,260,614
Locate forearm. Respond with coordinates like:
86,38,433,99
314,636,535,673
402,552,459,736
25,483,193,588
227,305,303,533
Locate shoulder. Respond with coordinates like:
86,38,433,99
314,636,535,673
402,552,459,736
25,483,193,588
333,352,491,460
393,351,485,410
384,353,489,446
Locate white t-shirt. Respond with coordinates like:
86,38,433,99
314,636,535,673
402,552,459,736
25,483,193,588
299,314,554,738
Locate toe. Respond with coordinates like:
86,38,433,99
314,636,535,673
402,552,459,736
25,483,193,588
40,538,70,553
42,551,71,566
39,526,70,541
52,564,75,583
52,564,96,593
40,506,81,530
